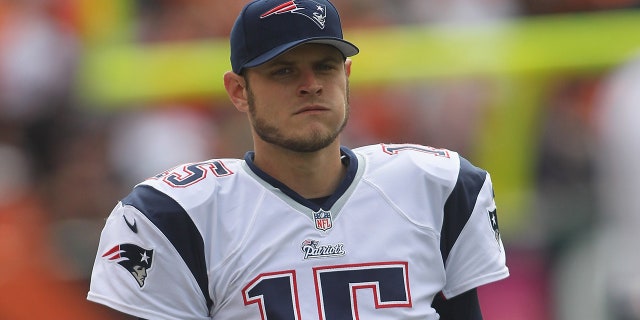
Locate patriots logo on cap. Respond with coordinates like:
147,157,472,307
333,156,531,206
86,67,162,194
261,0,327,29
103,243,154,288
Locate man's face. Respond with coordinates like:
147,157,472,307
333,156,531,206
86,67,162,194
243,44,351,153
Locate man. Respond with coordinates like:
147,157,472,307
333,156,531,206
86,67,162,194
88,0,509,319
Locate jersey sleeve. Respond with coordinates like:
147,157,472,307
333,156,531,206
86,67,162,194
87,185,211,320
439,157,509,298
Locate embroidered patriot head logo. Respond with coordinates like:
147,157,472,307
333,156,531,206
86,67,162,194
102,244,154,288
260,0,327,29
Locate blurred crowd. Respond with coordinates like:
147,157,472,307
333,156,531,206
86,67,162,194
0,0,639,319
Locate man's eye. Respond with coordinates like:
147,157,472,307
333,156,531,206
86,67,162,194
317,64,335,71
272,68,292,76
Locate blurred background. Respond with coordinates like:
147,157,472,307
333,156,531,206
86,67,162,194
1,0,640,319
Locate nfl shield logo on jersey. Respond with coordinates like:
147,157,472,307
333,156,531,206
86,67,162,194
313,209,333,231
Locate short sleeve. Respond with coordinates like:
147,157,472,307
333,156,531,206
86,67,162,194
87,195,211,320
440,160,509,298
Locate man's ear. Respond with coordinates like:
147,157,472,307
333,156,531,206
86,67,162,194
345,58,352,77
223,71,249,112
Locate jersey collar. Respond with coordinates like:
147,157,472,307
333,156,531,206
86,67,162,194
243,146,359,211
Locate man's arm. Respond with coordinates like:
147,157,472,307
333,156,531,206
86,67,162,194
431,289,482,320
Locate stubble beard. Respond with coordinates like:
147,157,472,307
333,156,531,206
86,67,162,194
246,84,350,153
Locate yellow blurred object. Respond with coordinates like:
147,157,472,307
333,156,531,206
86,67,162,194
78,9,640,106
75,0,133,44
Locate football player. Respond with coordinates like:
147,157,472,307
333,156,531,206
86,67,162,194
88,0,509,319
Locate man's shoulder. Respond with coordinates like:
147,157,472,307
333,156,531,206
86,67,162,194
346,144,466,198
354,143,454,156
353,143,461,172
126,158,246,208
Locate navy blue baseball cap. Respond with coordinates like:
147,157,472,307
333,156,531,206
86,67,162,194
230,0,359,74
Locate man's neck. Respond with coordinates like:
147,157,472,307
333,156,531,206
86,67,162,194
252,143,347,199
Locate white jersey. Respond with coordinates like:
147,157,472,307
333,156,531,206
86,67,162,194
88,143,508,320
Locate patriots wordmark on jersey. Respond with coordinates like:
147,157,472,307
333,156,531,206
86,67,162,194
88,143,509,320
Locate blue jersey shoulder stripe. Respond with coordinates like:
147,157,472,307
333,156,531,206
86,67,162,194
122,185,213,311
440,157,487,263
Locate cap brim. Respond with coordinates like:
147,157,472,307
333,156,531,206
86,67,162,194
240,38,359,72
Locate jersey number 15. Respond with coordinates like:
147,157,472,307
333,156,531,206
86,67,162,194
242,262,411,320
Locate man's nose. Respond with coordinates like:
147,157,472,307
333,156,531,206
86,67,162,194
298,70,322,96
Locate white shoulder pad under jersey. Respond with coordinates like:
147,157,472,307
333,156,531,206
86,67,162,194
88,158,241,319
353,143,509,298
88,144,508,319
